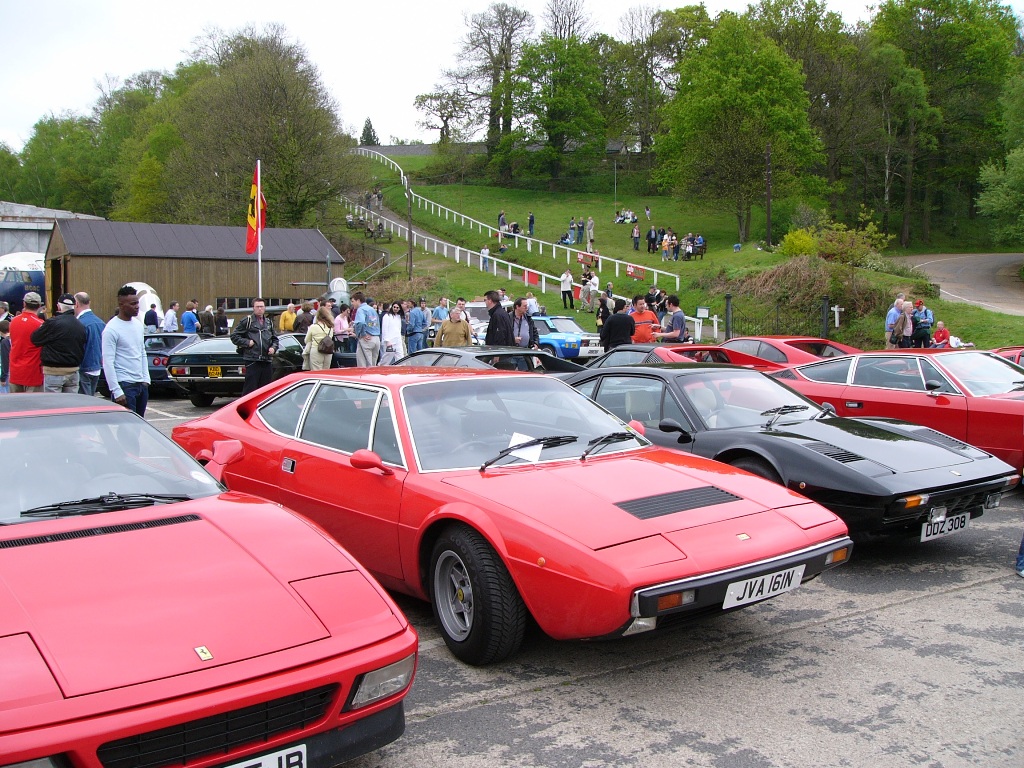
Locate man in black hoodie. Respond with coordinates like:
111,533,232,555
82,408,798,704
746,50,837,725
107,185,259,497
483,290,514,346
31,293,87,393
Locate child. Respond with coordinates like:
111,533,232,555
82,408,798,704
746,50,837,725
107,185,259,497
0,319,10,394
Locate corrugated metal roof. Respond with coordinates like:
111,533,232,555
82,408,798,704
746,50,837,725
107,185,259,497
54,220,343,263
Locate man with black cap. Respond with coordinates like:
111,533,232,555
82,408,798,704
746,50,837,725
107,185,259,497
31,293,87,393
8,291,44,393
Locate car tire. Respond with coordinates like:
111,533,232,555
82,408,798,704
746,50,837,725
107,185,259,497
429,525,527,666
729,455,783,485
189,393,216,407
541,344,560,358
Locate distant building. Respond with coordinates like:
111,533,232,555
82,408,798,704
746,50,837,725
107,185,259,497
45,219,344,318
0,201,103,257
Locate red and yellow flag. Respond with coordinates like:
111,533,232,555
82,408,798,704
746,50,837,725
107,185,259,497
245,164,266,254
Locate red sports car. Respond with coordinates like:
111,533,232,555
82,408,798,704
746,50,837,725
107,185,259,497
174,369,852,666
721,336,861,365
772,349,1024,472
586,344,784,371
2,395,417,768
993,346,1024,365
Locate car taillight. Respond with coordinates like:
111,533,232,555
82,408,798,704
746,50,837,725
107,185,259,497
169,365,188,375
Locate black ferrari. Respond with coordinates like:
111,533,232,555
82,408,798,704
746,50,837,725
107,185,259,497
565,364,1019,539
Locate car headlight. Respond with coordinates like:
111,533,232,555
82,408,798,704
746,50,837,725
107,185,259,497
346,654,416,710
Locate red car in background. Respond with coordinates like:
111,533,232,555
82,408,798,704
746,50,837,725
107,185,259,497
721,336,862,365
174,369,852,665
1,395,417,768
772,349,1024,472
993,346,1024,365
586,344,784,371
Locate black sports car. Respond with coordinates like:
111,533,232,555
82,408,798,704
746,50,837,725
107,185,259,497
566,364,1019,539
98,332,203,397
167,335,306,406
394,346,587,373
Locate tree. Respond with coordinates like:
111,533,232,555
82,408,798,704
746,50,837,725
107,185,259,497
454,3,535,164
414,87,472,143
978,147,1024,244
360,118,379,146
164,26,357,228
513,34,606,187
0,143,20,202
15,114,109,215
872,0,1018,240
543,0,592,40
657,14,821,241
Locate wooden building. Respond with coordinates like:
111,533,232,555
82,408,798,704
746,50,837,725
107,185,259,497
44,220,344,317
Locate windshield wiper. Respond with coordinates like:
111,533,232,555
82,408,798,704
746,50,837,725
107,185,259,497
22,493,194,517
479,435,578,471
760,404,809,429
1010,380,1024,392
581,431,636,461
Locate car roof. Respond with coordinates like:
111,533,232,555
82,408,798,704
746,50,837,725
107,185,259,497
576,362,754,376
0,393,124,418
277,368,541,386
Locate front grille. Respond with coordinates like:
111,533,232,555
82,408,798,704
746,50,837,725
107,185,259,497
885,489,991,522
618,486,741,520
97,684,338,768
804,441,866,464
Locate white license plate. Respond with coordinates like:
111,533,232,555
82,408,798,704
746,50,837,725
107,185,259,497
223,744,305,768
921,511,970,542
722,564,805,609
578,347,603,357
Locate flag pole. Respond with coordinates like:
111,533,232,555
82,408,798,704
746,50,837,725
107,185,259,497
256,159,263,298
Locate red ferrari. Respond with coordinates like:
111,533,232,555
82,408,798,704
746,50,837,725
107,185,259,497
2,395,417,768
773,349,1024,472
721,336,861,365
586,344,784,371
174,369,853,666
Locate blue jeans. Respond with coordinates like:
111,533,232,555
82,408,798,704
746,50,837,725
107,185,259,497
1016,527,1024,572
79,372,100,396
115,381,149,416
406,332,427,354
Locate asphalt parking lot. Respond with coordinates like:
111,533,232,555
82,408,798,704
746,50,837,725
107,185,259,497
151,394,1024,768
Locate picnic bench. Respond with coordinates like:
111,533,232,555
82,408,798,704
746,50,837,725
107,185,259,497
364,226,393,243
685,242,707,260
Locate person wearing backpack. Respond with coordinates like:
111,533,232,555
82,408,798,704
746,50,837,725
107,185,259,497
303,306,335,371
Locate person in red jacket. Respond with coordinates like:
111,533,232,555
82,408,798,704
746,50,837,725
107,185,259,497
9,292,44,393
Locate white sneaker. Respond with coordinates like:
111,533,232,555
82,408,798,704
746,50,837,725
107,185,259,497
1017,569,1024,578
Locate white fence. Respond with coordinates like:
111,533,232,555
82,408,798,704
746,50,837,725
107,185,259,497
353,147,680,291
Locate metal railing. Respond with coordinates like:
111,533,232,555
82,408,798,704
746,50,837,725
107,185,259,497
353,147,680,291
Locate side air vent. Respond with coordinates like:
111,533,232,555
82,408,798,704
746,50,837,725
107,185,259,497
905,427,972,452
618,487,741,520
804,441,866,464
0,514,201,550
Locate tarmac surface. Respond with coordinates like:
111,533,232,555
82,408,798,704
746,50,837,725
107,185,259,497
896,252,1024,316
150,395,1024,768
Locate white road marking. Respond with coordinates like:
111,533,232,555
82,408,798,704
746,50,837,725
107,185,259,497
145,407,180,418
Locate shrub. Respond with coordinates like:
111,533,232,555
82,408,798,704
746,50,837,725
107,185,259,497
779,228,818,257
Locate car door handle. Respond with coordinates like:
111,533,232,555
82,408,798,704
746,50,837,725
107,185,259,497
282,458,296,473
844,402,863,409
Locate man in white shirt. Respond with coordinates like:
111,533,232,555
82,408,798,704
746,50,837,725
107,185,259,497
102,285,150,416
163,301,179,332
560,268,574,311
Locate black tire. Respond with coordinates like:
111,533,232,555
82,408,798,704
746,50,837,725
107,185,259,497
729,455,783,485
429,525,527,666
540,344,559,358
189,392,216,407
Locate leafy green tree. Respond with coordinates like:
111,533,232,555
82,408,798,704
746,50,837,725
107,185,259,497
978,147,1024,244
0,143,20,201
872,0,1018,240
513,33,606,187
656,13,821,241
360,118,379,146
414,87,472,143
164,26,357,228
16,115,108,215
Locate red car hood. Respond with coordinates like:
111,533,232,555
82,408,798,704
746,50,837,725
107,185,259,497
0,502,338,697
442,452,823,550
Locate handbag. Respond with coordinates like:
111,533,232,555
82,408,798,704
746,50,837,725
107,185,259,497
317,326,335,354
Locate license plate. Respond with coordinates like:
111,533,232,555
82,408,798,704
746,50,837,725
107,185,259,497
579,347,603,357
722,564,805,609
223,744,305,768
921,511,970,542
208,366,222,378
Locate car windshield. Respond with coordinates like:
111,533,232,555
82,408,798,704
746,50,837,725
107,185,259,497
549,317,588,334
402,376,647,471
0,411,222,524
678,369,823,429
935,351,1024,396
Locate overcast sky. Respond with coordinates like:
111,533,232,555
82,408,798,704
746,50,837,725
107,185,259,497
2,0,1013,152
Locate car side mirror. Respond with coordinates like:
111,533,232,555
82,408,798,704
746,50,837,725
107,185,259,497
925,379,944,392
820,402,837,416
350,448,395,475
658,418,693,444
627,419,645,436
199,439,244,483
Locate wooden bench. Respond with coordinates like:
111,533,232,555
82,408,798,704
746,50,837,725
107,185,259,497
685,243,707,260
363,227,393,243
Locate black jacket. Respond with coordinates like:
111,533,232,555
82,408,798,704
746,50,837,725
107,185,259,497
485,303,515,346
600,312,635,351
230,313,279,362
30,311,87,368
